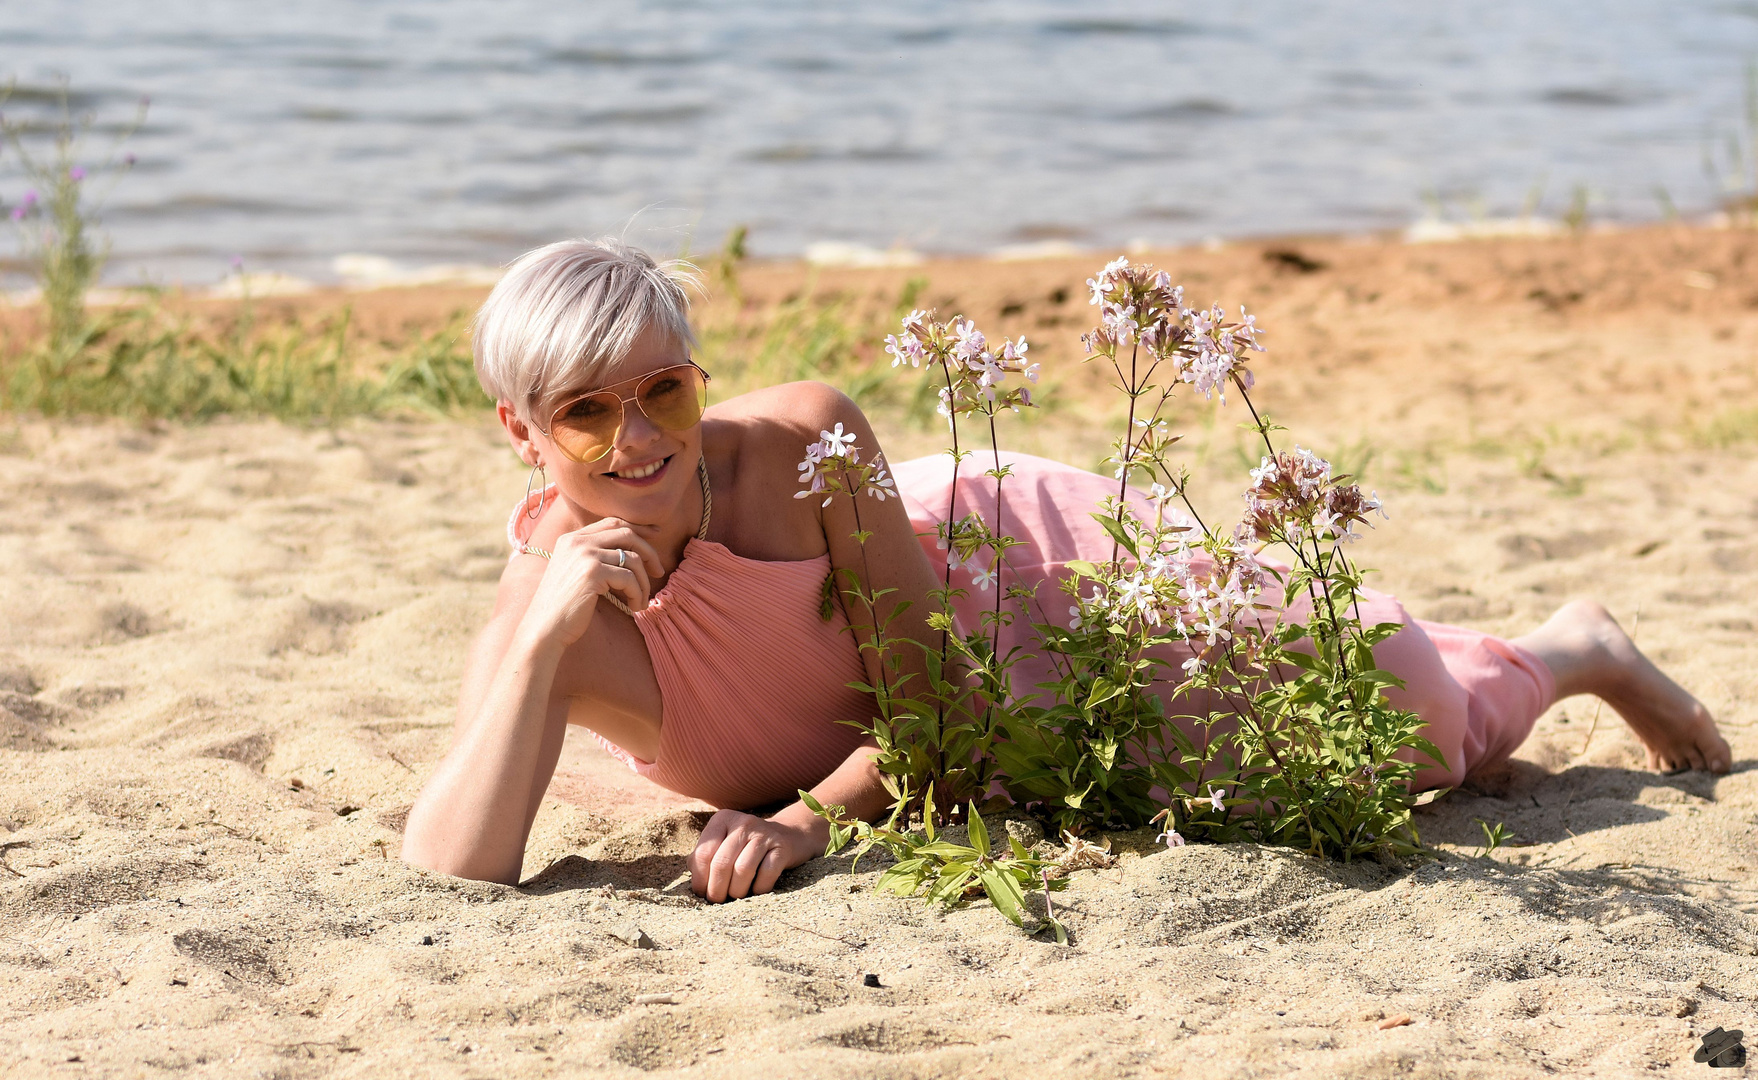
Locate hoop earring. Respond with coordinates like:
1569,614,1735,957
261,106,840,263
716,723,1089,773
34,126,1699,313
525,460,549,520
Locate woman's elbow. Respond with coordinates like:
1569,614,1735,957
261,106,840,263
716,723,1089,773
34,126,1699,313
399,816,522,886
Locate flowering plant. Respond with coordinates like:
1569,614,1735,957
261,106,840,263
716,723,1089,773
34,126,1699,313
2,83,145,358
804,256,1445,932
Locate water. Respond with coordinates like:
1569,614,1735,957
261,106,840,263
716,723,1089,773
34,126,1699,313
4,0,1757,286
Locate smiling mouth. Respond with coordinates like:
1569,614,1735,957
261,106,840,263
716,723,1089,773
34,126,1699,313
607,455,671,481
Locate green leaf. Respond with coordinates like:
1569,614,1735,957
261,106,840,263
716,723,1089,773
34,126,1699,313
1065,560,1102,581
928,867,976,905
876,865,924,897
1092,512,1139,558
1085,677,1126,710
916,841,982,858
978,868,1025,926
1047,916,1069,946
967,802,991,858
818,570,838,621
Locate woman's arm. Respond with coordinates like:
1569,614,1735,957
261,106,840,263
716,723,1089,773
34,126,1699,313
688,384,948,902
401,517,664,884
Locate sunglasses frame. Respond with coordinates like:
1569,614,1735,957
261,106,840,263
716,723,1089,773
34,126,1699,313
539,360,713,464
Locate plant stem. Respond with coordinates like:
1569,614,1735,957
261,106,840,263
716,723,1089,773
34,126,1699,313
1110,339,1143,563
843,476,895,710
935,356,963,790
938,357,962,662
986,410,1007,676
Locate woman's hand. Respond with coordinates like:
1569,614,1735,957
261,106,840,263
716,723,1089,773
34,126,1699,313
688,810,820,902
522,518,667,645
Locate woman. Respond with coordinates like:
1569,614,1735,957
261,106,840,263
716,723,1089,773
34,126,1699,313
401,239,1732,901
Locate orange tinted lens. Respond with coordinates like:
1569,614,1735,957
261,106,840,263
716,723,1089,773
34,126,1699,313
635,365,707,430
550,392,623,462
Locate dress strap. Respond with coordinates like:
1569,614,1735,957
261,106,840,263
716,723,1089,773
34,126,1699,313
693,455,713,540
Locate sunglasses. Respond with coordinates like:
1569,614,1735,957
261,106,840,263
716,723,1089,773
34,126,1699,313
541,361,711,464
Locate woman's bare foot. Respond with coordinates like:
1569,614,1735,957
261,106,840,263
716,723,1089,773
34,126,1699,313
1512,600,1732,775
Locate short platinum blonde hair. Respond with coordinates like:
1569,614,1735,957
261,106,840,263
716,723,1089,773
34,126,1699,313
473,238,699,424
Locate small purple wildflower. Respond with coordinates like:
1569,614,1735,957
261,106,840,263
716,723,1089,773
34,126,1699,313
68,166,86,182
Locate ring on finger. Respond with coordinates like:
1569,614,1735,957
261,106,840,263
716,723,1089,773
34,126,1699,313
616,548,627,568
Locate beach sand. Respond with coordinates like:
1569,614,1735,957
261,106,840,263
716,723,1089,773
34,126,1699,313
2,225,1756,1077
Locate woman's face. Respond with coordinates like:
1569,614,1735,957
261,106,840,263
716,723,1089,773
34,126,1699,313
531,324,704,532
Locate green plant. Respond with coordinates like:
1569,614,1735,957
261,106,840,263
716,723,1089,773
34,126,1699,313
3,293,486,420
1695,406,1758,449
2,80,145,358
803,789,1067,942
1476,818,1514,855
808,256,1448,911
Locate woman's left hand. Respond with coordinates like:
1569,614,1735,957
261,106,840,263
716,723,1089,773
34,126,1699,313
688,810,817,902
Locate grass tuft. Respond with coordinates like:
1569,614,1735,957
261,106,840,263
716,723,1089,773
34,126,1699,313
2,296,487,421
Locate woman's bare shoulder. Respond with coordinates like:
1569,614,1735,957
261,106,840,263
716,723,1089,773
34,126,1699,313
707,379,863,441
702,382,878,553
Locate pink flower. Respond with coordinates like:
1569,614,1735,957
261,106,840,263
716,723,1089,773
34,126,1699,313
884,331,923,368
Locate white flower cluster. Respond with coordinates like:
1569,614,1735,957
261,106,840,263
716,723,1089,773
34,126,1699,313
1242,446,1386,547
1083,256,1266,403
885,310,1037,419
795,422,896,508
1066,518,1268,651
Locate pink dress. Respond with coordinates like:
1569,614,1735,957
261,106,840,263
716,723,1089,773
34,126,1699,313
511,488,873,809
510,453,1554,807
891,452,1554,792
